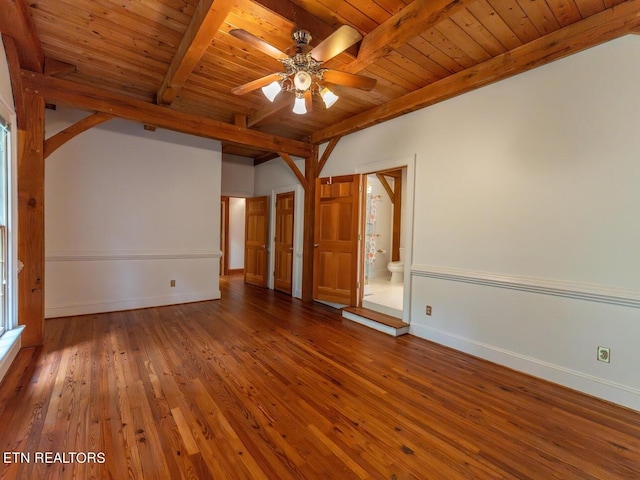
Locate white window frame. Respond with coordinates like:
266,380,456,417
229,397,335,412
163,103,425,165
0,95,21,353
0,113,9,336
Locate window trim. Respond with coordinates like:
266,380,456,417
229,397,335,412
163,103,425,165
0,93,22,383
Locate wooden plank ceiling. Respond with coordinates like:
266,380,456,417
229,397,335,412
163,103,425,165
3,0,640,159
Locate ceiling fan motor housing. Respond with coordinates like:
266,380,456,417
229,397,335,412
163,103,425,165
282,52,324,94
293,30,312,47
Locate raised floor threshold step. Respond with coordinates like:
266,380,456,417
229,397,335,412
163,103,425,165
342,307,410,337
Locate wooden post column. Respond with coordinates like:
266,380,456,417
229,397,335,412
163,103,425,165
301,146,318,302
18,92,45,346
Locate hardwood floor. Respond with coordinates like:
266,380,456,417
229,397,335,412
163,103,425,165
1,275,639,479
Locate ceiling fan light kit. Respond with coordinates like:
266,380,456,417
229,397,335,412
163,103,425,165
261,80,282,102
320,87,339,108
292,95,307,115
230,25,376,115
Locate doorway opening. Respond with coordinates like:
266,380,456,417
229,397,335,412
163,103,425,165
220,196,246,276
361,168,405,318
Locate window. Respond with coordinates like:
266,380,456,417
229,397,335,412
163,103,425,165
0,116,9,336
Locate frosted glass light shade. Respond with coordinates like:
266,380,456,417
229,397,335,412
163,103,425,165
292,96,307,115
261,81,281,102
320,87,339,108
293,71,312,91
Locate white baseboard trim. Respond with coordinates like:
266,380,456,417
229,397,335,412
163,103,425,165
45,291,221,318
412,264,640,308
410,323,640,412
0,325,25,384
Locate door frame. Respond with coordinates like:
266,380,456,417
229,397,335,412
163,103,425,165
268,184,304,298
356,155,416,325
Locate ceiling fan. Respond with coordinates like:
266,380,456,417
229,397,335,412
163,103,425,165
230,25,377,114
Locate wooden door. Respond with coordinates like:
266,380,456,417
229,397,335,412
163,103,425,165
244,196,269,287
274,192,294,294
313,175,361,305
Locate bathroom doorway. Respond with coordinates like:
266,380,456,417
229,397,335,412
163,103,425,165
361,168,405,318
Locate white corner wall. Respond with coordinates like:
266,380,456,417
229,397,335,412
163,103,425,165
45,107,222,317
276,35,640,411
221,154,254,197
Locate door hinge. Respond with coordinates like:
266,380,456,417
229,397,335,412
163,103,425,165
356,281,360,289
358,233,361,241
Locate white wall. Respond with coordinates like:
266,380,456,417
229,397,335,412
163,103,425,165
45,107,222,317
0,39,14,112
254,156,305,196
228,197,245,270
258,35,640,411
221,154,254,197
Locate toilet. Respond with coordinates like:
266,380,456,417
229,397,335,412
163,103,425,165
387,247,405,283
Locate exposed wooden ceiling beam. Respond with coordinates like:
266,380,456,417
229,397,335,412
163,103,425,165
43,57,76,77
313,0,640,144
22,71,312,158
0,0,44,72
234,113,247,128
44,112,114,159
156,0,235,105
343,0,475,75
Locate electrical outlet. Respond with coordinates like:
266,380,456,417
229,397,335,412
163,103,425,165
597,346,610,363
170,280,176,287
426,305,432,316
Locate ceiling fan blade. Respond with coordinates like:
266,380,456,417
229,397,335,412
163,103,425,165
304,90,313,113
229,29,288,61
232,73,282,95
310,25,362,63
322,70,376,91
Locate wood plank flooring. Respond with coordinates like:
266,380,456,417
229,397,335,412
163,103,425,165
1,275,639,479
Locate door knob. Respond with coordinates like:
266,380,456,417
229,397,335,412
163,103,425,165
314,243,319,247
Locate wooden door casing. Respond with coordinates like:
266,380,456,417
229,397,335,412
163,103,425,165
244,196,269,287
313,175,361,305
274,192,295,294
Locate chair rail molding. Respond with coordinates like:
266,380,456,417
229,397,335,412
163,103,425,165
411,264,640,308
46,250,222,262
